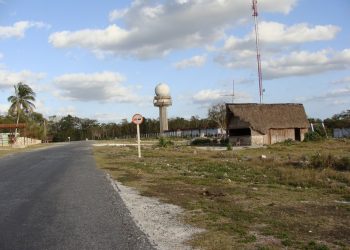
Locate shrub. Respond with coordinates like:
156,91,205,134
220,138,229,145
304,241,329,250
158,137,174,147
190,138,211,146
304,131,322,142
282,138,295,146
309,153,350,171
310,153,335,169
333,156,350,171
227,142,232,151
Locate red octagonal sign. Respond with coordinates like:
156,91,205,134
132,114,144,125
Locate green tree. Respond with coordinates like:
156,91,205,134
7,82,36,135
324,110,350,129
208,103,226,134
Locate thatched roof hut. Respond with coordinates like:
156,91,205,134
226,103,309,145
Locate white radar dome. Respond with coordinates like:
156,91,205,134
155,83,170,97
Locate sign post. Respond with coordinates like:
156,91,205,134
132,114,144,158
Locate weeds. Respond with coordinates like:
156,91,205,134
304,131,323,142
309,152,350,171
158,137,174,147
304,241,329,250
191,138,212,146
94,139,350,250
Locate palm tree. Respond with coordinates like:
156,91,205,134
8,82,36,136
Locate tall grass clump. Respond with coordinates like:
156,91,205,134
309,152,350,171
158,137,174,147
304,131,323,142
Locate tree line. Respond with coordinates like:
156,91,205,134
1,82,349,142
1,82,223,142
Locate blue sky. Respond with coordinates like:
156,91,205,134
0,0,349,122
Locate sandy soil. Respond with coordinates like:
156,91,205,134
107,174,204,250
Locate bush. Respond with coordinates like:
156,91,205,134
158,137,174,147
226,143,232,151
304,131,323,142
282,138,295,145
333,156,350,171
190,138,211,146
304,241,329,250
310,153,334,169
220,138,229,145
309,153,350,171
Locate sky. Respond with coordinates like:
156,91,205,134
0,0,349,123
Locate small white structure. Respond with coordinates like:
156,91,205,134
163,128,225,138
334,128,350,138
0,133,11,146
0,133,41,147
153,83,172,134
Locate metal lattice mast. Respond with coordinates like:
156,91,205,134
252,0,263,103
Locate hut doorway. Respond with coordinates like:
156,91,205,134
295,128,301,141
229,128,251,136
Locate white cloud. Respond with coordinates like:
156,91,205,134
176,0,189,5
331,76,350,85
0,103,9,115
236,78,254,84
50,0,297,59
174,55,206,69
263,49,350,79
223,22,340,51
53,71,139,103
0,69,45,89
258,0,297,15
109,8,129,22
192,89,252,104
296,86,350,105
142,5,164,18
216,21,344,79
56,106,77,116
217,28,350,80
34,99,52,116
0,21,50,39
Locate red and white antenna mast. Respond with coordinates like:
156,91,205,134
252,0,263,103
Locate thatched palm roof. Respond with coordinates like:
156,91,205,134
227,103,309,134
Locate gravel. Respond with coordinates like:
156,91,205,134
107,174,204,250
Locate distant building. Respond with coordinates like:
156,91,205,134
226,103,309,146
334,128,350,138
163,128,225,138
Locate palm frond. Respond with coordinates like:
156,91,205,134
7,82,36,118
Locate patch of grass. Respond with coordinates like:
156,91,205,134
158,137,174,147
190,138,212,146
304,241,329,250
94,139,350,249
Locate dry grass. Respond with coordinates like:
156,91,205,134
94,139,350,250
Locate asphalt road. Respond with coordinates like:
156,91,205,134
0,142,154,250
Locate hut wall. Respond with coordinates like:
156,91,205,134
251,130,267,145
227,117,252,146
269,128,295,144
300,128,308,141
